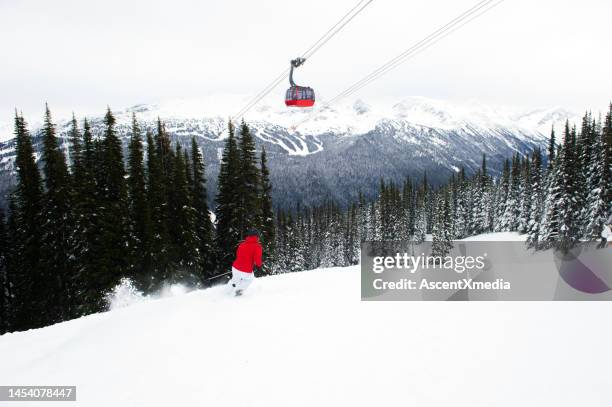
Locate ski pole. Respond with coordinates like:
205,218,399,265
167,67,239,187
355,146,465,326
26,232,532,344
207,271,231,281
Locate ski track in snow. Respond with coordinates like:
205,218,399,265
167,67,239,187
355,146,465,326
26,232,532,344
1,233,611,407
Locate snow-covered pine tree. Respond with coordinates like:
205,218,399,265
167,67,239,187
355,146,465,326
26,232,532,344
358,191,369,242
215,121,242,272
574,113,593,237
402,178,416,239
11,113,44,330
190,137,216,280
502,153,522,231
67,114,83,178
93,108,130,302
39,105,74,324
547,126,556,170
367,200,379,241
422,172,435,234
167,143,199,277
127,114,152,285
581,115,608,240
526,148,544,248
473,155,492,235
258,146,275,275
494,159,510,231
517,155,532,234
557,122,581,251
72,119,103,313
413,199,427,243
346,202,360,265
431,189,453,258
271,208,287,274
4,200,18,332
539,149,563,249
236,120,260,238
146,130,171,289
66,115,87,316
456,167,473,237
603,104,612,217
378,179,390,240
286,212,305,272
0,209,8,334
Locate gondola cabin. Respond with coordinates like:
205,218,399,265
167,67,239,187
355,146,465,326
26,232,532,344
285,57,315,108
285,86,315,107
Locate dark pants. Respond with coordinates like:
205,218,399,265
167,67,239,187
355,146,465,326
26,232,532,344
597,237,608,249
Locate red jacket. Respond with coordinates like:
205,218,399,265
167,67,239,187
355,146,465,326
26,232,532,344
232,236,263,273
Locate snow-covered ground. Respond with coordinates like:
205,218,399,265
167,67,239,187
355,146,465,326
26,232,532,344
2,255,611,406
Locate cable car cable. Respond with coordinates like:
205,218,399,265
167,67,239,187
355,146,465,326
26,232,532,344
295,0,501,127
232,0,375,121
327,0,500,105
292,0,503,129
301,0,374,60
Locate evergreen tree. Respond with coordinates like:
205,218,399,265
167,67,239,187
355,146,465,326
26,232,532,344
146,130,171,288
190,137,215,280
454,168,470,237
127,114,151,284
11,113,44,330
74,118,101,315
346,202,360,265
526,149,544,248
237,121,260,237
547,126,556,170
93,108,130,303
155,118,174,181
431,190,453,258
603,104,612,217
168,143,199,276
540,151,563,249
557,122,580,251
0,209,9,334
215,121,242,271
473,155,492,234
581,115,608,240
494,159,511,231
39,105,74,323
4,199,18,332
503,153,522,231
258,146,275,275
518,156,532,234
68,114,83,177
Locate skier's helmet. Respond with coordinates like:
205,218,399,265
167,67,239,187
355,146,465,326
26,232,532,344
246,228,261,238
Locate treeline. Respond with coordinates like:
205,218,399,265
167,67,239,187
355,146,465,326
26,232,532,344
0,107,274,333
272,105,612,269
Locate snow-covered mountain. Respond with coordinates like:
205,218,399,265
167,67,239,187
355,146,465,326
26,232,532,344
1,259,609,406
0,96,577,209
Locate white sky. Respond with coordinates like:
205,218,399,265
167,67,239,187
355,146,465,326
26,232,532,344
1,0,610,124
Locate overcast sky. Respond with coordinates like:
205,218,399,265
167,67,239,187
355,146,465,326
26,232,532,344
1,0,610,124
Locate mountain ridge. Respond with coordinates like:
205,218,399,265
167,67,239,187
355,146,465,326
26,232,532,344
0,96,578,210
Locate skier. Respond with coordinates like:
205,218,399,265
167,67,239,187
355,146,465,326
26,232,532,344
597,222,611,249
228,229,263,296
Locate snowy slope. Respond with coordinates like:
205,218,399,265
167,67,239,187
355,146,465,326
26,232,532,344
1,263,611,406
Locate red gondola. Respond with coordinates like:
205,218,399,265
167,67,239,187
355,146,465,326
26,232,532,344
285,58,315,107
